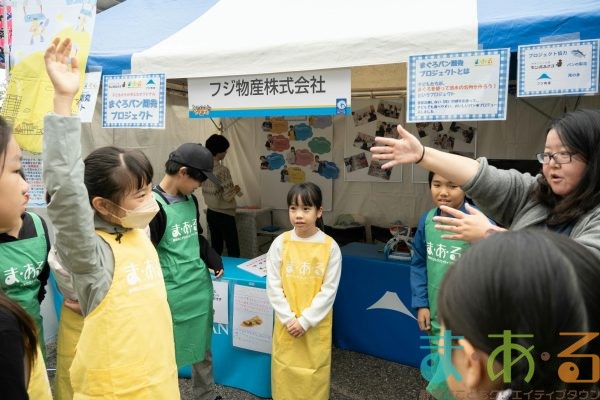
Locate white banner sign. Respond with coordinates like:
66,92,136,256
212,280,229,325
78,70,102,123
407,49,510,122
102,73,165,128
188,68,351,118
232,284,274,354
517,40,599,97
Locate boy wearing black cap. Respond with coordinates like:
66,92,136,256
149,143,223,400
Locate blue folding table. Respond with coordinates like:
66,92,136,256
333,242,429,368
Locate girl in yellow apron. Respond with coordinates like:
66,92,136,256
49,246,84,400
43,38,179,399
266,182,342,400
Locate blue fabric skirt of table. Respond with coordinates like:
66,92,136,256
333,242,429,368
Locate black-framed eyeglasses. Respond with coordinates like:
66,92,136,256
536,151,577,164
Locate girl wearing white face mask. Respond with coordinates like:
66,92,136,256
43,38,179,399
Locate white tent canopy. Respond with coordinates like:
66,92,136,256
85,0,600,234
131,0,478,79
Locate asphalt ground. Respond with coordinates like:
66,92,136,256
45,340,427,399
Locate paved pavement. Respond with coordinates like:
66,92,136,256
46,341,427,399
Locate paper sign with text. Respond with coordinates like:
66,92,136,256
407,49,510,122
78,70,102,123
237,254,267,277
232,284,273,354
518,40,599,97
102,73,165,128
212,280,229,325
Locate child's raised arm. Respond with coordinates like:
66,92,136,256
43,37,98,297
44,37,80,116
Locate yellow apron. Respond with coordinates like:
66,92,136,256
56,303,84,400
69,229,180,399
27,346,53,400
272,231,333,400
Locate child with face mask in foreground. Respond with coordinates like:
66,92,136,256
43,37,179,399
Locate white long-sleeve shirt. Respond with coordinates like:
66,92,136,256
266,229,341,331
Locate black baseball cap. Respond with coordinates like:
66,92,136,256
169,143,221,186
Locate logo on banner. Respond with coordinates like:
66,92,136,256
366,291,416,320
336,98,348,115
191,104,212,116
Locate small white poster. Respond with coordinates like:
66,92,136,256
212,280,229,325
102,73,165,128
232,284,274,354
22,153,45,207
407,49,510,122
3,0,96,154
78,69,102,123
237,254,267,278
518,40,599,97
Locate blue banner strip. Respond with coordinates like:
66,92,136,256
189,106,352,118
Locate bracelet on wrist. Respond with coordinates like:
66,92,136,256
415,146,426,164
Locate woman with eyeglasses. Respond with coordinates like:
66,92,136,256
371,109,600,260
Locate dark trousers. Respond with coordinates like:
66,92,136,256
207,209,240,257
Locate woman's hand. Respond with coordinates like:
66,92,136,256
44,37,80,115
371,125,424,169
433,203,504,243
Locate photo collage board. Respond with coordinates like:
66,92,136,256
256,116,335,210
344,98,404,182
409,120,478,183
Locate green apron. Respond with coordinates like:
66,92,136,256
424,208,470,400
0,212,47,349
154,192,213,367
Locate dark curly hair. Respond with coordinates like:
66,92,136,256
532,109,600,226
